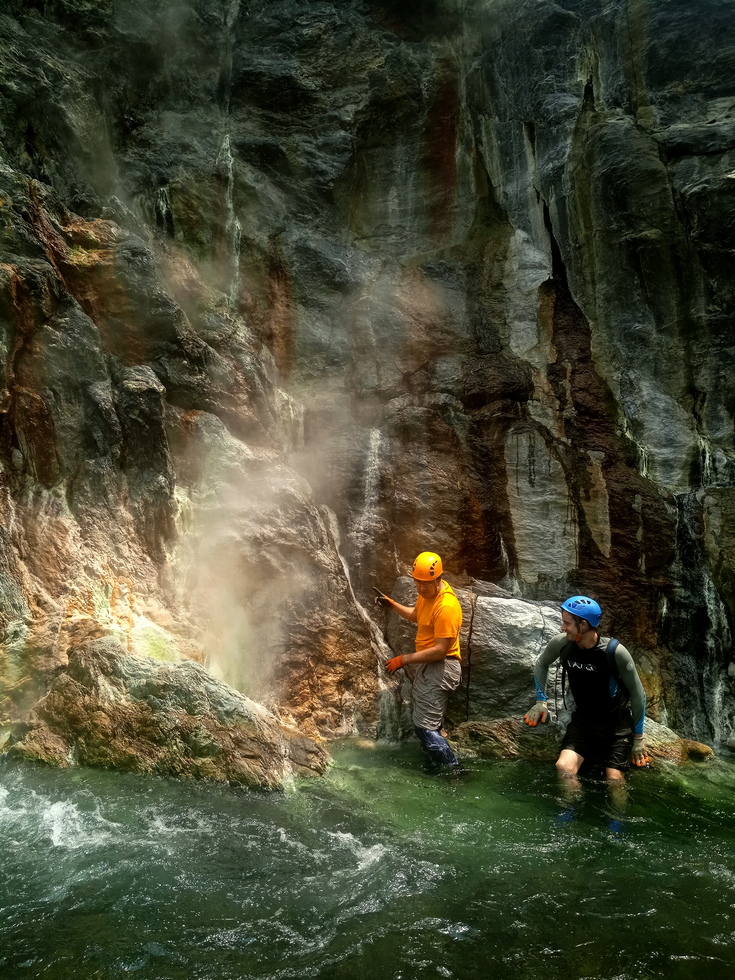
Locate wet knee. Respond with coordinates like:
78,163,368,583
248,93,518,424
555,759,578,777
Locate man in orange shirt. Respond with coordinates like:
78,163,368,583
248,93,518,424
377,552,462,770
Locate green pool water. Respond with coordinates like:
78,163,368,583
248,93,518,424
1,740,734,980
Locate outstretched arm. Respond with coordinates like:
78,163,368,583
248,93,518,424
524,635,564,725
389,600,418,623
374,589,417,623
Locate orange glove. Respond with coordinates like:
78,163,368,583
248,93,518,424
385,655,406,674
523,702,549,726
631,735,650,766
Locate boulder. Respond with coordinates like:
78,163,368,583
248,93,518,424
458,594,562,720
451,714,714,767
452,717,563,762
5,638,329,789
644,719,715,765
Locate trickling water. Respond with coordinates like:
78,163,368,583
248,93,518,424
2,746,735,980
693,488,735,747
216,132,243,307
339,431,403,736
323,506,388,648
322,506,401,740
213,0,243,303
223,0,242,32
275,387,305,452
154,186,174,237
352,427,383,540
697,435,717,487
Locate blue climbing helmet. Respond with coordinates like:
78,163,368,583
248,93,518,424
560,595,602,628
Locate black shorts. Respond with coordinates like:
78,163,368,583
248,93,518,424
560,708,634,772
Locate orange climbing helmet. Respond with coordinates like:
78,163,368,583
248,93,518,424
412,552,443,580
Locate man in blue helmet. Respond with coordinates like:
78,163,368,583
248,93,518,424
523,595,649,784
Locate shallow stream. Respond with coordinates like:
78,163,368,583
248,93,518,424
2,741,734,979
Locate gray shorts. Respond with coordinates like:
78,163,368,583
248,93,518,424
411,658,462,730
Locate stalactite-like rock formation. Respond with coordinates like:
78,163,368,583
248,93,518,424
0,0,733,775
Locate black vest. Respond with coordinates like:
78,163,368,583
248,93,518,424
560,636,627,718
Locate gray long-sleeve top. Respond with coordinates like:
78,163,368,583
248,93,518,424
533,633,647,736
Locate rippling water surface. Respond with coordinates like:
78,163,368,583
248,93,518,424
2,741,735,980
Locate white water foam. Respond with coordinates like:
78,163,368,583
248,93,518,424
41,799,115,850
325,830,389,870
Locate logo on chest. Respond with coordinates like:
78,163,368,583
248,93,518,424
567,661,598,672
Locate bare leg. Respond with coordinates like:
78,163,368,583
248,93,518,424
606,766,629,823
555,749,585,801
605,766,625,780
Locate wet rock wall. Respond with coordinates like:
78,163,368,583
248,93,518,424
0,0,732,756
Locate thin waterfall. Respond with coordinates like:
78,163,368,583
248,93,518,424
274,388,305,452
322,505,392,657
217,0,244,309
216,133,242,308
353,427,382,540
322,506,402,740
154,187,173,237
701,572,733,747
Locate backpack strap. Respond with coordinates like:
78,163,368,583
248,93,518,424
560,643,570,708
606,638,619,675
606,638,623,701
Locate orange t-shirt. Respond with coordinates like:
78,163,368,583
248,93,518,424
415,582,462,659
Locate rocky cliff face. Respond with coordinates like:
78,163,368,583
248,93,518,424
0,0,733,763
